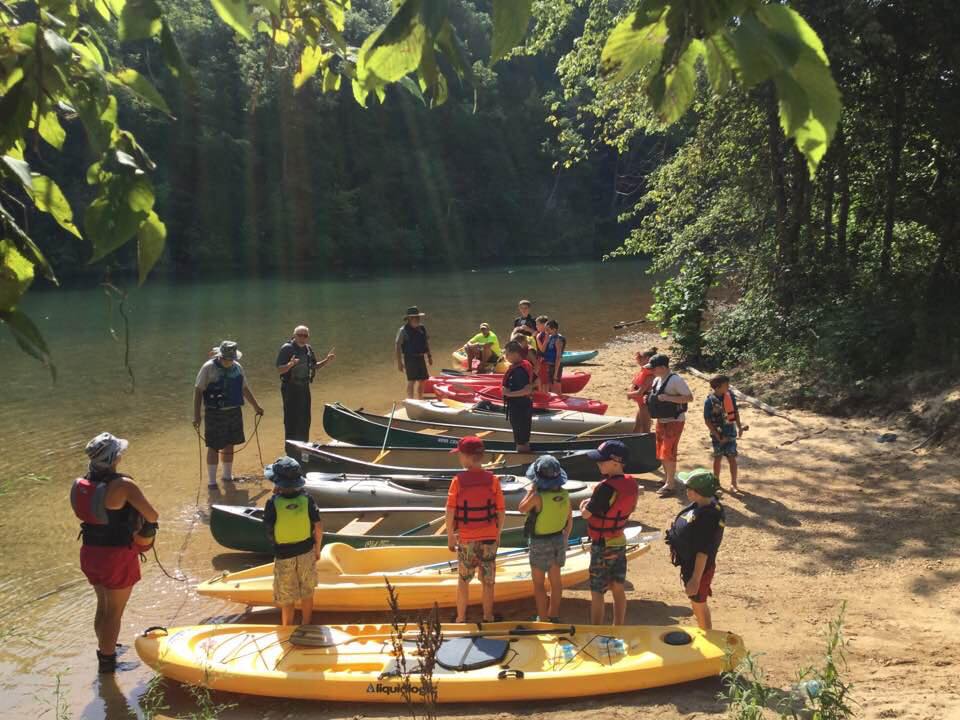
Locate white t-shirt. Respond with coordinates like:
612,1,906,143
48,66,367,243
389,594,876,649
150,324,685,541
653,372,692,422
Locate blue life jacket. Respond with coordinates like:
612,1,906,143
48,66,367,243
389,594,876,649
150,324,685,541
203,360,245,409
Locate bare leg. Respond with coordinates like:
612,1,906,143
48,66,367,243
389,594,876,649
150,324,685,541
590,591,606,624
205,448,219,466
610,582,627,626
663,459,677,489
729,456,739,490
93,585,107,649
638,409,651,434
481,581,495,622
633,409,642,434
713,454,722,481
406,381,415,399
531,567,548,620
414,380,425,400
100,585,134,655
517,443,531,453
456,578,470,623
281,603,295,626
547,564,563,618
300,596,314,625
691,600,712,630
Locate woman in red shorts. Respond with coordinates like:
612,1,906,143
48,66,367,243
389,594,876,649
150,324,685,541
71,433,159,673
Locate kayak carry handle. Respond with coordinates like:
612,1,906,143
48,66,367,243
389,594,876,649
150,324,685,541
142,626,168,636
508,625,575,637
497,669,525,680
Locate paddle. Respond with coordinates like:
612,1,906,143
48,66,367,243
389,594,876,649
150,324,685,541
613,319,647,329
562,417,623,441
397,515,446,537
291,624,578,649
372,403,397,464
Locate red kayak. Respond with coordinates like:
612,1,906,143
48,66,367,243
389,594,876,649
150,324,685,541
424,370,591,396
432,383,609,415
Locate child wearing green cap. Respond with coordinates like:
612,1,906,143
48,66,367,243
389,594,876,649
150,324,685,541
518,455,573,622
666,469,725,630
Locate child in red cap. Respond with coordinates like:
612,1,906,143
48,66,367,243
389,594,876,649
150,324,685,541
445,436,506,622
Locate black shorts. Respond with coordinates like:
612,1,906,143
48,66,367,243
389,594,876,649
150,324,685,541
505,397,533,446
404,355,428,381
204,406,245,450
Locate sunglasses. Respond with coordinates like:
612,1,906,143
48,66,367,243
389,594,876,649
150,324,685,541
295,333,309,338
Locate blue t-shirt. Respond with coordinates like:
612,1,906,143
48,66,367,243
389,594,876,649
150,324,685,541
704,392,738,435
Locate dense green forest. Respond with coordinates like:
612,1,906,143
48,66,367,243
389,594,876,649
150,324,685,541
4,0,959,386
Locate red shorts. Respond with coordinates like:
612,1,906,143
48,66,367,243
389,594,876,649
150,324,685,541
655,420,685,461
80,545,142,589
687,563,715,603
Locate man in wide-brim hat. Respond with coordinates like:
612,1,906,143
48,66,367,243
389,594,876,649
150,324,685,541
395,306,432,399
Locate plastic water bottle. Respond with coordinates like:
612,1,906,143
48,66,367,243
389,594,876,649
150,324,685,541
561,643,577,662
796,679,822,700
598,637,626,656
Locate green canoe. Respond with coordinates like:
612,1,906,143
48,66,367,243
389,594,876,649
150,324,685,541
322,403,658,458
210,504,589,554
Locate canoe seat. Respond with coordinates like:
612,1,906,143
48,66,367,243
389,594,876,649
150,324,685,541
436,637,509,672
320,542,356,573
337,515,386,537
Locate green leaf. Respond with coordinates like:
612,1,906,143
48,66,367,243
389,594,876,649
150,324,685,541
778,50,842,175
2,155,33,190
323,0,348,33
756,4,827,65
294,45,331,89
0,240,35,312
728,12,801,87
35,111,66,150
41,28,74,60
649,39,703,124
419,0,448,37
0,308,56,381
322,67,342,93
85,183,151,262
599,10,669,82
127,178,155,213
160,23,195,88
705,35,736,95
118,0,163,41
398,75,426,105
27,175,81,238
137,211,166,285
490,0,532,64
254,0,279,16
360,16,426,85
436,21,474,85
372,0,421,50
0,202,57,282
351,78,369,107
210,0,252,39
112,69,172,114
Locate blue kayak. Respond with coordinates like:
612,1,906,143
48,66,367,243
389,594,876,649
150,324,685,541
561,350,599,365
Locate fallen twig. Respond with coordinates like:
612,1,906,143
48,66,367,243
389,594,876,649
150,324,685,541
613,319,647,329
686,367,801,425
910,431,940,452
780,427,828,446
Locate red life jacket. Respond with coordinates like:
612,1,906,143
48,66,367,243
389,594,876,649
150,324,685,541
502,359,535,390
722,391,737,423
587,475,638,541
453,469,499,528
70,475,112,525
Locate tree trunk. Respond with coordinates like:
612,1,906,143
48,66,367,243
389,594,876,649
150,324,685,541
880,63,905,278
836,127,850,268
822,158,835,263
765,85,791,305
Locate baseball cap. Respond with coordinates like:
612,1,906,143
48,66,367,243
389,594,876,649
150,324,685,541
450,436,486,455
265,456,306,489
213,340,242,360
643,353,669,369
678,468,720,496
525,455,568,490
586,439,630,464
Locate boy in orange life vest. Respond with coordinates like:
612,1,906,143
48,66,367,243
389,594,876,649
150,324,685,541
579,440,639,625
703,375,745,491
501,340,535,453
445,436,506,623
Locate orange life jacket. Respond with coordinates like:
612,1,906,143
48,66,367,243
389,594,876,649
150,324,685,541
587,475,638,541
722,390,737,423
452,469,499,529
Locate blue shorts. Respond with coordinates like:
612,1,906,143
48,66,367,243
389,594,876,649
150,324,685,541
711,425,738,457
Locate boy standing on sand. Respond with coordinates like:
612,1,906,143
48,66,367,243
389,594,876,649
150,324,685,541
626,347,658,433
396,306,432,399
263,457,324,626
514,299,537,335
541,320,566,394
703,375,744,491
519,456,573,622
667,469,725,630
579,440,639,625
644,353,694,497
446,437,506,623
501,340,535,452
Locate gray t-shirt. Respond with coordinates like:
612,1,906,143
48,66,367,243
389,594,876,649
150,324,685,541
653,373,692,423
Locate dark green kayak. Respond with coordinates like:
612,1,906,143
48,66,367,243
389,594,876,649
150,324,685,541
322,403,659,461
210,504,590,554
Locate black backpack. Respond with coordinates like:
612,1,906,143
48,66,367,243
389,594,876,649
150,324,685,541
646,373,687,419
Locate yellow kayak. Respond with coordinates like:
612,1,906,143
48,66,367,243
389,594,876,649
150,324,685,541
452,348,509,373
135,621,745,703
197,530,654,611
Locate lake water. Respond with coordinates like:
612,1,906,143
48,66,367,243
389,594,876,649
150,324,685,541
0,260,653,717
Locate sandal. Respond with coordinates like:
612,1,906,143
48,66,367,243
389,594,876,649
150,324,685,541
656,484,674,497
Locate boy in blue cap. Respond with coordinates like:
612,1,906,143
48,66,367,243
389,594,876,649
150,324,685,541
518,455,573,622
263,456,324,626
579,440,639,625
668,468,725,630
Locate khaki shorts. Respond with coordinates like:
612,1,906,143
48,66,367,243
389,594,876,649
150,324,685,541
273,550,317,605
457,540,498,585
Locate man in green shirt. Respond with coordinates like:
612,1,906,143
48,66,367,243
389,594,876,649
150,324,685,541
463,323,501,372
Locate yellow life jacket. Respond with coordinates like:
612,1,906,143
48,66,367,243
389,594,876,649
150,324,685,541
534,489,569,536
273,493,311,545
